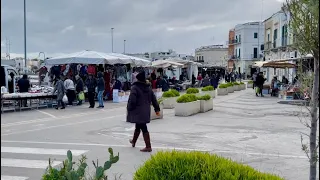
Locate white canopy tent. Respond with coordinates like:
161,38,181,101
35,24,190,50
151,60,184,68
45,50,151,66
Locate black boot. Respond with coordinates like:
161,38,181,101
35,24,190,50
140,132,152,152
129,129,141,147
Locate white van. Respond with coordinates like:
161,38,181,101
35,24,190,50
1,65,18,93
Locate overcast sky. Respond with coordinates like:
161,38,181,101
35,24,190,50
1,0,284,58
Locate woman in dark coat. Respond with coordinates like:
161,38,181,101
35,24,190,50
127,71,160,152
53,76,65,109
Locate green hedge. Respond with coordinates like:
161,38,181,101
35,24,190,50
226,82,234,87
240,82,245,84
233,82,240,85
202,86,214,91
219,84,228,89
197,94,211,101
134,151,283,180
162,89,180,98
248,80,254,84
186,88,199,94
176,94,197,103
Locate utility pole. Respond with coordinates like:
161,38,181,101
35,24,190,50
111,28,114,53
24,0,27,73
123,40,126,54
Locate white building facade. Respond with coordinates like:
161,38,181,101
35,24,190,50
150,49,177,61
232,22,265,75
194,45,228,67
263,10,298,82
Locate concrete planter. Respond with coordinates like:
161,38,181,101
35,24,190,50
217,88,228,96
247,83,253,88
227,86,234,93
234,85,240,91
239,84,246,90
199,99,213,113
163,97,178,109
175,100,200,116
201,91,215,98
151,104,164,120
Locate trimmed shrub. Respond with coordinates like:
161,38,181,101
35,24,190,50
176,94,197,103
226,82,234,87
162,89,180,98
157,98,163,104
248,80,254,84
197,94,211,101
186,88,199,94
219,84,228,89
233,82,240,85
202,86,214,91
134,151,283,180
240,82,245,84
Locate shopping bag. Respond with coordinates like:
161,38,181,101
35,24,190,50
63,95,68,102
78,92,85,100
256,87,260,93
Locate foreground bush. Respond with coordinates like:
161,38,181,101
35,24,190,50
219,84,228,88
248,80,254,84
42,148,119,180
176,94,197,103
134,151,283,180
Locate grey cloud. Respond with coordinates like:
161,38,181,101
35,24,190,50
1,0,284,56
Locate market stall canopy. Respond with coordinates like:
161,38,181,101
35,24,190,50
106,53,151,66
151,60,184,68
165,58,202,66
262,61,296,68
45,50,150,65
252,61,266,68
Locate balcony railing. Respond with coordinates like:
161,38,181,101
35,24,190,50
228,39,241,44
264,41,272,50
251,54,263,59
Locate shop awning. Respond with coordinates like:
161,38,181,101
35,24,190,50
151,60,184,68
262,61,296,68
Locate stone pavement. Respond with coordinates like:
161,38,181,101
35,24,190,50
1,88,315,180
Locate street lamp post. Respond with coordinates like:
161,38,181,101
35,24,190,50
123,40,126,54
24,0,27,73
111,28,114,53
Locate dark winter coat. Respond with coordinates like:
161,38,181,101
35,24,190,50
17,78,30,93
76,78,84,92
97,72,105,91
85,78,97,92
126,81,160,124
256,74,266,86
53,79,65,100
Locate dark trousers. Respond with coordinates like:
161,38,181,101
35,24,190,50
135,123,148,133
57,100,65,108
66,89,76,105
87,91,95,107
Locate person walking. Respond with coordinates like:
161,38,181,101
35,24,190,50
17,74,30,107
127,71,160,152
85,74,97,108
75,75,84,105
64,76,76,105
97,72,105,108
53,76,65,109
252,72,258,89
255,72,266,97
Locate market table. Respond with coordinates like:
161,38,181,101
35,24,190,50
1,93,57,113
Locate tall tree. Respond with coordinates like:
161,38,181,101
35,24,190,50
284,0,319,180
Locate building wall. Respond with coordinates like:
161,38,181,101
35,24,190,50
232,22,265,74
150,49,177,60
195,45,228,67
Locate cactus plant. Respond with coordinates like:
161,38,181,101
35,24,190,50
42,148,119,180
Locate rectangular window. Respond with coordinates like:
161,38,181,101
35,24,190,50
254,33,258,38
238,48,241,58
267,34,270,41
253,48,258,58
239,35,241,42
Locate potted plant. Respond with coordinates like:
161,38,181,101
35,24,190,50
247,81,254,88
175,94,200,116
226,82,234,93
239,82,246,90
197,94,213,113
151,98,164,120
186,88,201,96
201,86,215,98
217,84,228,96
233,82,240,91
162,89,180,109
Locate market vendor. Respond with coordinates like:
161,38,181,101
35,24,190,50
17,74,30,107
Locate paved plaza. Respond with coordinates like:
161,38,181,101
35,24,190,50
1,89,313,180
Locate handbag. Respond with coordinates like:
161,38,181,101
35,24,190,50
62,94,68,102
78,92,85,100
256,87,260,93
